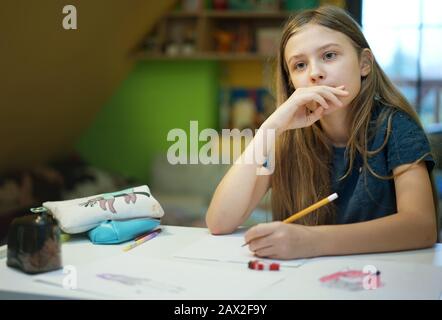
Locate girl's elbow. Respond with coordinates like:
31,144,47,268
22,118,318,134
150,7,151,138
425,228,438,247
205,215,221,234
420,233,437,249
205,210,235,235
419,220,438,248
208,225,234,235
403,210,438,248
207,222,235,235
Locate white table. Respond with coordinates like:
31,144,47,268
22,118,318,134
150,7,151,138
1,225,441,299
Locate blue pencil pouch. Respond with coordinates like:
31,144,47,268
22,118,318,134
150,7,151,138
88,218,161,244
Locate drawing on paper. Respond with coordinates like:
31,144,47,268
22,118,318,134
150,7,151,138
319,268,382,291
96,273,185,294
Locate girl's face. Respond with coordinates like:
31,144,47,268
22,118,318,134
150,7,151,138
284,23,369,107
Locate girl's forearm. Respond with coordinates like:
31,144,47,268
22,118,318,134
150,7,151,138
206,163,261,234
314,212,437,256
206,126,276,234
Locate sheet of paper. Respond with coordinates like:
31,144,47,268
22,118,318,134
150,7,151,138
173,231,306,267
35,254,285,299
252,257,442,299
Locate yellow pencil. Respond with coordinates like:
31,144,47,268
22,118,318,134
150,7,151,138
242,193,338,247
283,193,338,224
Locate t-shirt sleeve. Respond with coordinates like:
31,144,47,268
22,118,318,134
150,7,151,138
387,111,435,173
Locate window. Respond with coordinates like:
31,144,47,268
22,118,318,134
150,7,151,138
363,0,442,126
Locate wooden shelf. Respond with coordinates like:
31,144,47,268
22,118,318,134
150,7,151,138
166,11,199,18
167,10,293,19
135,52,275,61
137,8,290,62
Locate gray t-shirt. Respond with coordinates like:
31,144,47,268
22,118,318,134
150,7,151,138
332,103,434,224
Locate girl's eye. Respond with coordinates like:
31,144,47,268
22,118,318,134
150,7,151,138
294,62,306,71
324,52,337,61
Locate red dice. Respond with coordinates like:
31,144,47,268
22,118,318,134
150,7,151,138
248,260,280,271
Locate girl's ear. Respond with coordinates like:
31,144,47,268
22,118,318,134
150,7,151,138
360,48,373,77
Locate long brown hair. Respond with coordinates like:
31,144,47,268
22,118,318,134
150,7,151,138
271,5,438,229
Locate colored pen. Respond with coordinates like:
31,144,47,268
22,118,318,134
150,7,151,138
123,228,162,252
241,193,338,247
134,228,161,241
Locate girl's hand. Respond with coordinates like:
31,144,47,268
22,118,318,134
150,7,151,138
262,85,349,135
244,221,318,260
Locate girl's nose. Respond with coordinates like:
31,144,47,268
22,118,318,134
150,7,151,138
310,73,324,82
309,64,325,83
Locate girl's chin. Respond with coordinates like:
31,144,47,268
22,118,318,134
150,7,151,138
323,104,349,116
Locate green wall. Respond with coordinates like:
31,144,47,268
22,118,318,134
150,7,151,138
76,60,219,181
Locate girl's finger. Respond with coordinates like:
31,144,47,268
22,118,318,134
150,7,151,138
311,94,329,110
307,106,325,125
319,89,344,108
328,86,350,96
249,233,273,252
305,100,318,112
244,223,274,244
254,245,276,258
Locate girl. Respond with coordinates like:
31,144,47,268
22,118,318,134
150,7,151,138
206,6,439,260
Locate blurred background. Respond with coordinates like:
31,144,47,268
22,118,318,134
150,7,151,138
1,0,441,244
